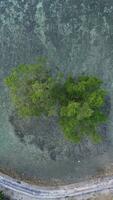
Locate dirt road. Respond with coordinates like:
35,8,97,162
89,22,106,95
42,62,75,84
0,173,113,199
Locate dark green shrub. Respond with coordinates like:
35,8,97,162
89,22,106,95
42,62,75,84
4,58,108,143
0,191,4,200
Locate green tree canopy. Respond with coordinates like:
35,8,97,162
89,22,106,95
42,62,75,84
4,58,108,143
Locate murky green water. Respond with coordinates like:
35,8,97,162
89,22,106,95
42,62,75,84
0,0,113,184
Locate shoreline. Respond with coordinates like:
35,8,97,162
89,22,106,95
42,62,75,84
0,162,113,187
0,166,109,187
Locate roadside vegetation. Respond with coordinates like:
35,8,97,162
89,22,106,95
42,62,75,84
0,192,4,200
4,57,108,143
0,191,9,200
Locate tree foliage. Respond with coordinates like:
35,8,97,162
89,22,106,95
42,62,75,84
4,58,108,143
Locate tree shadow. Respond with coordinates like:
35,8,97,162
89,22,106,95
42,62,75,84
8,103,111,162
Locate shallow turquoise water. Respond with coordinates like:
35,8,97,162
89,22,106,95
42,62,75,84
0,0,113,184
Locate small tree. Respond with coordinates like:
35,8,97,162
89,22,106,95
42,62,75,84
4,58,108,143
4,57,57,117
55,76,107,143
